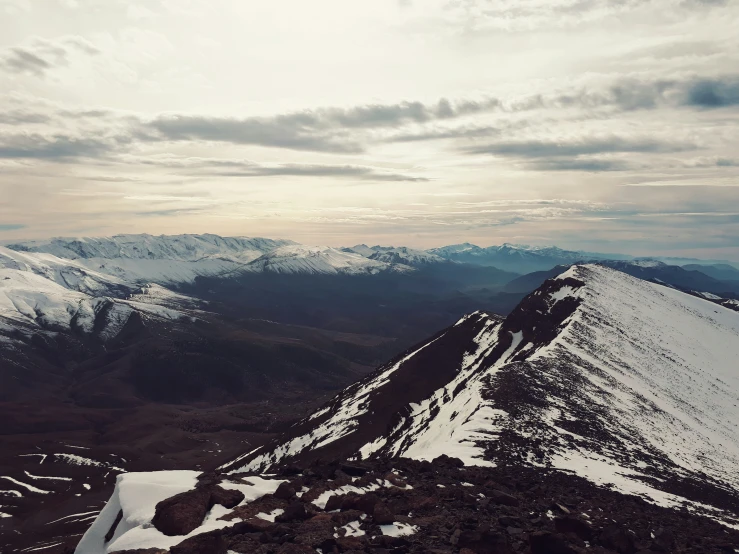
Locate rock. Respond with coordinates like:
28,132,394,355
489,489,520,507
277,501,309,523
301,485,329,504
170,532,227,554
229,517,275,533
152,488,211,536
599,523,638,554
356,492,381,515
650,528,675,552
210,485,244,509
432,454,465,468
274,481,297,500
498,515,523,527
339,463,369,477
331,509,364,526
457,529,513,554
276,544,317,554
336,536,365,551
552,502,571,515
325,493,348,512
507,526,524,536
530,531,580,554
295,514,335,547
105,509,123,542
554,515,593,540
372,502,395,525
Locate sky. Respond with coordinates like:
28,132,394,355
0,0,738,258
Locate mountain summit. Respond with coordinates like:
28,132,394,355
69,264,739,554
222,264,739,523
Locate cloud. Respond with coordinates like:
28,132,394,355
124,155,429,182
0,110,51,125
144,114,363,153
522,158,632,172
142,97,503,153
567,75,739,111
387,125,500,142
0,36,99,78
465,136,692,159
0,133,118,159
681,78,739,108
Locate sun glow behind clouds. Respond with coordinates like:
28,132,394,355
0,0,738,258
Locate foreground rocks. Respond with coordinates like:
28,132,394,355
96,456,739,554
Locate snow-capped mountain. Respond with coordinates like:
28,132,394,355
427,243,628,273
504,260,739,296
343,245,446,267
7,234,293,262
5,235,416,287
0,267,194,347
221,265,739,524
368,246,446,266
241,244,412,275
0,246,128,296
5,234,295,287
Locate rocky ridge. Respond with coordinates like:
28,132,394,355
73,456,739,554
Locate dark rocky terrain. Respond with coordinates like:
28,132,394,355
68,456,739,554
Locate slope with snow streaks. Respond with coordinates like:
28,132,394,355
0,268,192,345
0,246,128,296
221,265,739,523
221,311,502,473
528,266,739,494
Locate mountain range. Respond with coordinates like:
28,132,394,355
2,234,739,552
68,264,739,554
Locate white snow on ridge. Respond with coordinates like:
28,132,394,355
0,268,190,342
75,471,285,554
537,266,739,498
242,244,407,275
0,246,126,296
224,334,446,472
223,265,739,520
7,234,293,263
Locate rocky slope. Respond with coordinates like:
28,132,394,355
71,456,739,554
224,265,739,525
66,264,739,554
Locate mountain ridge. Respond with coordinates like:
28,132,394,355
221,264,739,524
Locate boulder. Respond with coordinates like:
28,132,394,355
277,502,309,523
170,532,228,554
210,485,244,509
530,531,580,554
554,515,593,540
372,502,395,525
599,524,638,554
152,488,211,536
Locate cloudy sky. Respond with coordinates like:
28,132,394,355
1,0,738,258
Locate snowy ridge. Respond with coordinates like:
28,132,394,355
7,234,293,262
343,245,446,266
241,244,411,275
223,265,739,523
0,266,192,345
0,246,127,296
